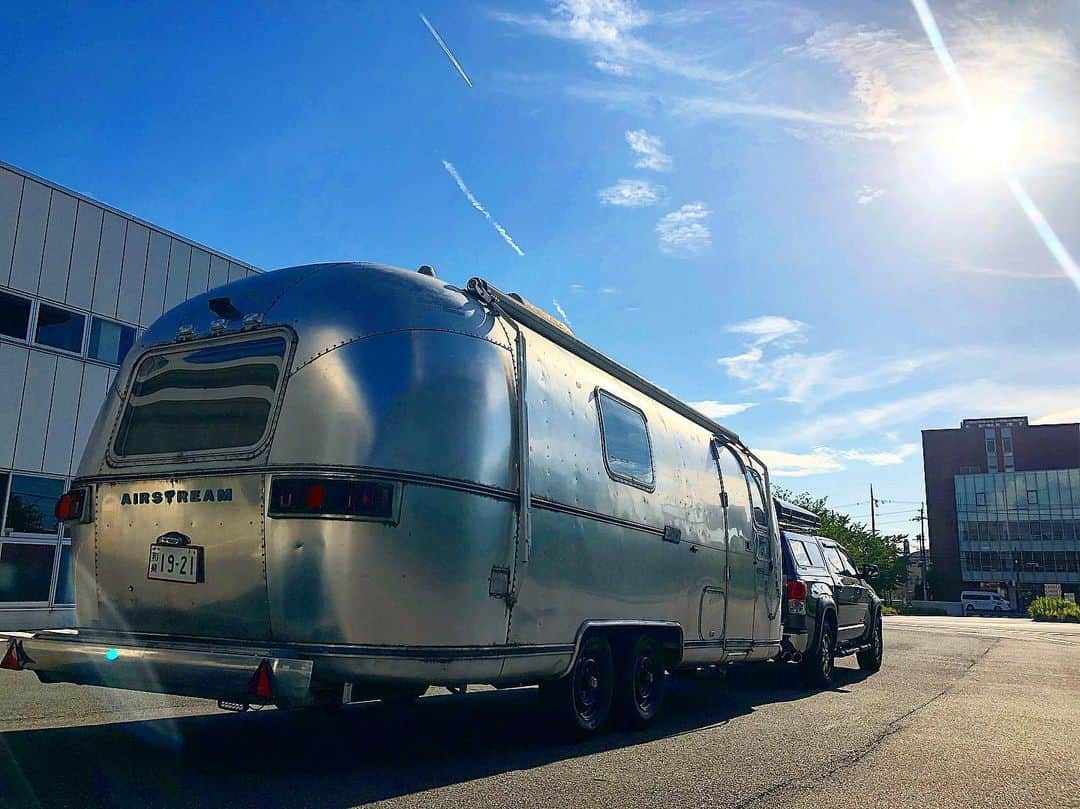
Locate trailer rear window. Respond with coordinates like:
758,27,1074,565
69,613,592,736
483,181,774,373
113,334,288,458
597,391,654,490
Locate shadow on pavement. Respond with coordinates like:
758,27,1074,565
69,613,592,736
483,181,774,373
0,661,870,809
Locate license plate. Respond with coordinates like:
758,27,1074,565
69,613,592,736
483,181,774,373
147,545,201,583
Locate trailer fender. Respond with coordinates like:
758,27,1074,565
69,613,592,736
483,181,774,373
558,620,684,679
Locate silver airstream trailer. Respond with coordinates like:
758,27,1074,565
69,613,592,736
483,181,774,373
1,262,782,735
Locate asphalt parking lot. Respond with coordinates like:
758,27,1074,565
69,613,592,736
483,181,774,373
1,616,1077,809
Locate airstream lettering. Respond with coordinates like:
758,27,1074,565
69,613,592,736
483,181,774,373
1,262,784,735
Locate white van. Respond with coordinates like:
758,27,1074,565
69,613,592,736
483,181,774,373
961,590,1011,614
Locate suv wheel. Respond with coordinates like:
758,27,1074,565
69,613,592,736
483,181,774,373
857,615,883,672
540,634,614,737
802,615,836,688
964,604,975,615
613,633,667,729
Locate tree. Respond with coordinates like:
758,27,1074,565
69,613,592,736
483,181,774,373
774,487,909,597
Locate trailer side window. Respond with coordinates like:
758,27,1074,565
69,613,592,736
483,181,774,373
596,391,654,490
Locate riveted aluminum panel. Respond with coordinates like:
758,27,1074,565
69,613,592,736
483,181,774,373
139,231,170,326
208,255,228,290
186,248,210,299
14,350,58,472
43,355,84,476
38,191,77,302
269,330,515,491
9,179,50,294
0,343,30,468
0,167,22,286
162,239,191,313
266,486,514,646
66,201,103,310
91,211,126,317
91,474,271,639
116,222,149,324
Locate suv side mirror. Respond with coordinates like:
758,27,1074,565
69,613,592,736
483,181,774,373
859,564,879,579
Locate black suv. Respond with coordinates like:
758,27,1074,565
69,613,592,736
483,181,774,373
778,529,884,686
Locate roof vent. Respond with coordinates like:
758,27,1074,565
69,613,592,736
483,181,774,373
417,265,437,277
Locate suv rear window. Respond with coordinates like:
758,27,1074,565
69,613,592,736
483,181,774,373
789,539,812,568
113,333,289,458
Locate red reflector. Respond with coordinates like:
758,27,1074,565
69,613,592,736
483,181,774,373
250,660,274,701
786,579,807,600
304,483,325,510
1,641,23,671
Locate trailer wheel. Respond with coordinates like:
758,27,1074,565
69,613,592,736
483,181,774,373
613,633,667,729
540,634,614,737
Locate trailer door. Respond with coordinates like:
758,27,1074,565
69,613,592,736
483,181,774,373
745,468,780,640
713,444,755,646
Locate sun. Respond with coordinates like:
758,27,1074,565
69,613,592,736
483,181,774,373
933,109,1029,178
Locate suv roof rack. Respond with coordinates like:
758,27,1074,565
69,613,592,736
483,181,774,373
774,497,821,532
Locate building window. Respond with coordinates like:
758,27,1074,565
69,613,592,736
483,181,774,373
975,492,987,507
596,390,654,490
1027,489,1038,506
985,438,995,454
34,303,85,354
3,474,64,536
0,290,33,340
55,543,75,605
1002,436,1013,454
88,317,136,365
0,542,56,603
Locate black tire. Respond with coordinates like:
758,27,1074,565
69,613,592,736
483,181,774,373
964,604,975,615
857,615,883,672
802,615,836,688
613,633,667,729
539,634,614,737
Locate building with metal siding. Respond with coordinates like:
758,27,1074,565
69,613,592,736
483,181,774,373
0,160,260,631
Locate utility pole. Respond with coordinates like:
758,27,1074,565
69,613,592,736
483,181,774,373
913,504,928,601
870,484,877,537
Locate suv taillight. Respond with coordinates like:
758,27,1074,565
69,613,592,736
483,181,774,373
786,579,807,600
55,488,90,523
268,477,397,522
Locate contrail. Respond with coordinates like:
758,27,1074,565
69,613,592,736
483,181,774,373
442,160,525,256
421,13,473,88
553,299,572,326
911,0,1080,294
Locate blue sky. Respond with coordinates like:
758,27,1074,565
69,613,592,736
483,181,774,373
3,1,1078,538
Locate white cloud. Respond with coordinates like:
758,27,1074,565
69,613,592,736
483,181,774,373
946,264,1069,281
1034,407,1080,425
442,160,525,256
625,129,672,171
598,178,664,207
599,286,617,294
656,202,711,256
492,0,747,84
788,380,1080,444
759,442,921,478
594,59,628,76
687,400,756,420
727,315,808,347
856,185,884,205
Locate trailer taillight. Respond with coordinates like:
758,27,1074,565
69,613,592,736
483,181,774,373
268,478,398,522
55,488,89,523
